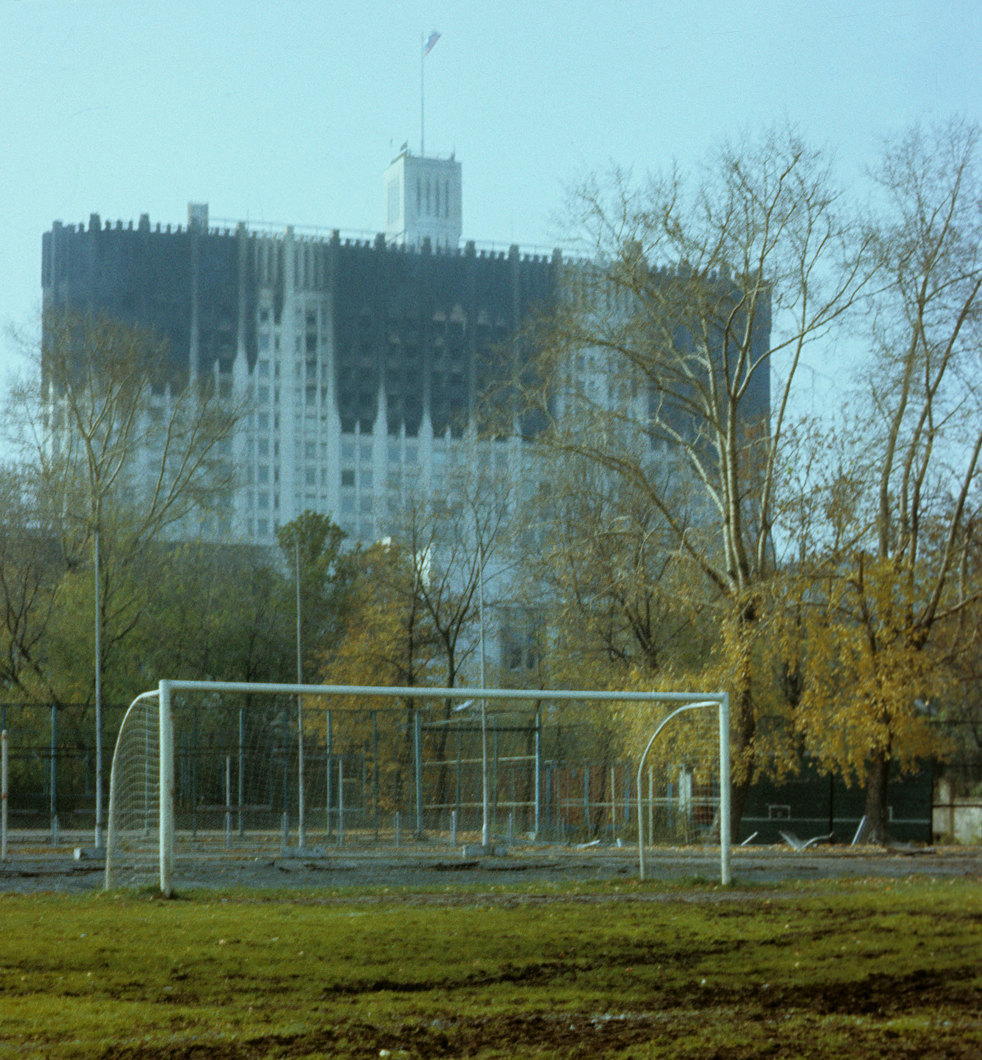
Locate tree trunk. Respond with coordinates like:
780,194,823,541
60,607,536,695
862,750,891,844
729,771,753,841
727,618,757,839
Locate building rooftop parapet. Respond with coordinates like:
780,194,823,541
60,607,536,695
208,218,557,261
51,213,562,267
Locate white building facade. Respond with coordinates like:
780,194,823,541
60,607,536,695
42,153,558,549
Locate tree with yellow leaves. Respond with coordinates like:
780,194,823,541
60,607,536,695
518,125,873,831
789,120,982,841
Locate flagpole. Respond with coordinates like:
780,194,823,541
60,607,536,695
420,31,439,157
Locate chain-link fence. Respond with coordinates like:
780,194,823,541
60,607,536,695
1,698,721,853
4,698,973,857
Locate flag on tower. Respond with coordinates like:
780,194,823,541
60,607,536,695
424,30,441,55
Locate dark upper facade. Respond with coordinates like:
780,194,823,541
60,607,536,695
42,214,559,440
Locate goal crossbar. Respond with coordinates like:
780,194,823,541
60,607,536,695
149,680,730,894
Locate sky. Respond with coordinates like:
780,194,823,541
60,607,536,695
2,0,980,391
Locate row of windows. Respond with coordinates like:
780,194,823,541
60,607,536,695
257,332,319,356
416,176,453,219
249,463,462,492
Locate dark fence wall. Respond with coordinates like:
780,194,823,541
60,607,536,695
741,760,935,845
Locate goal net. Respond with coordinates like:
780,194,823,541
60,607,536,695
104,681,730,893
104,692,160,889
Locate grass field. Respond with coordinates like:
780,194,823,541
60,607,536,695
0,877,979,1059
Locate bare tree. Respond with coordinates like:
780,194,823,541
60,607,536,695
795,120,982,841
20,308,242,554
0,465,66,701
522,125,873,830
6,307,245,845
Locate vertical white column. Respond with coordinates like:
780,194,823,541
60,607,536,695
159,681,175,896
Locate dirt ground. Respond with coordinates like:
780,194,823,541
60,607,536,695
1,837,980,895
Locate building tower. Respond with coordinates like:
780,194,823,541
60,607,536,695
384,148,462,250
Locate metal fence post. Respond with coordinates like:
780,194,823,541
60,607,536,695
1,730,8,861
50,704,58,844
414,710,423,838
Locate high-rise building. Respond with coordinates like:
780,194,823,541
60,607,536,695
40,151,771,553
41,152,558,546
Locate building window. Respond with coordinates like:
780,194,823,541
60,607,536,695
387,177,400,224
341,469,355,487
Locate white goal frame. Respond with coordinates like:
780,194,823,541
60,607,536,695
144,680,730,895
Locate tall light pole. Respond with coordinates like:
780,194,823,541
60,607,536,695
476,517,490,849
296,539,305,850
93,529,103,849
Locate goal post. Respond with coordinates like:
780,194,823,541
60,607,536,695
143,680,730,895
103,690,163,890
635,700,730,882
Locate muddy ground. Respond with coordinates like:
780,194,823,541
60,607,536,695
2,841,980,1058
1,838,979,895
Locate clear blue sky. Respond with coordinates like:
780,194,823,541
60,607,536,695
2,0,979,384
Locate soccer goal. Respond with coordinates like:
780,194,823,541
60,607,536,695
104,690,163,890
104,680,730,894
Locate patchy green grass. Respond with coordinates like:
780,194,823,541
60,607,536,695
0,877,979,1058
